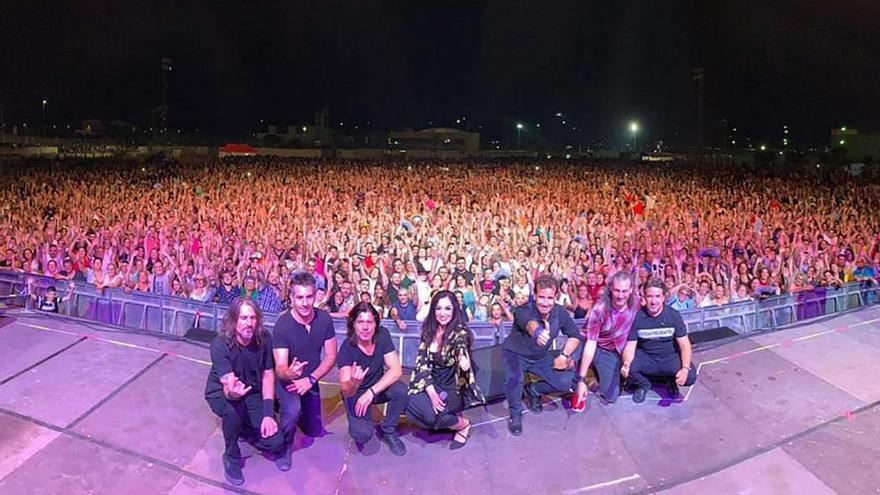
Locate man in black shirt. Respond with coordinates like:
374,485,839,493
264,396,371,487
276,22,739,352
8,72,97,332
337,302,408,455
502,275,583,436
273,272,338,470
205,299,285,487
622,278,697,403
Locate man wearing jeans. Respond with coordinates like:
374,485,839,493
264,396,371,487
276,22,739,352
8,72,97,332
573,271,640,410
273,272,338,470
501,275,583,436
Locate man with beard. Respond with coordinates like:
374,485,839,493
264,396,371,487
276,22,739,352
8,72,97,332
205,299,286,486
623,278,697,403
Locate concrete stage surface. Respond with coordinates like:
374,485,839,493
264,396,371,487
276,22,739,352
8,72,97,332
1,307,879,495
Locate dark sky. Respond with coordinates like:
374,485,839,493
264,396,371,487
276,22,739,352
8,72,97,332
2,0,878,146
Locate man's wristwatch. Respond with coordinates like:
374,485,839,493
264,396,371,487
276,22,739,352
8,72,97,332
308,375,317,386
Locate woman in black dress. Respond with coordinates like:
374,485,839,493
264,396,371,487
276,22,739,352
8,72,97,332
406,290,484,449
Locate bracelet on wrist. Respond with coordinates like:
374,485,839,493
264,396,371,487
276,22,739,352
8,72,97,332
262,399,274,418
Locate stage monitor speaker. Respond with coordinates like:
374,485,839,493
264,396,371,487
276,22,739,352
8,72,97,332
184,327,216,344
471,345,506,402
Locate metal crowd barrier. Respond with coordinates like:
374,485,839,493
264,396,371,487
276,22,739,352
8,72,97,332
1,271,877,368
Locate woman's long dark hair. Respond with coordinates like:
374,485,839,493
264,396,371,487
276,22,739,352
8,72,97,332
221,298,266,348
420,290,472,350
346,301,381,345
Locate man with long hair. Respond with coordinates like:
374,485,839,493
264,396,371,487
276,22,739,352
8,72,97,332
337,302,408,455
501,275,583,436
572,271,640,411
272,271,338,470
205,299,285,487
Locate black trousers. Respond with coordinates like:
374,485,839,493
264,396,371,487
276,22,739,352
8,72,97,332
206,393,285,459
406,387,464,430
343,381,409,443
628,349,697,390
503,350,576,417
276,381,324,445
591,347,623,403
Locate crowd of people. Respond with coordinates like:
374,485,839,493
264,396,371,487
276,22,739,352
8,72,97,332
2,157,879,325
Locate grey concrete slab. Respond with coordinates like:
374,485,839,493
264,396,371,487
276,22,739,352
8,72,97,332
72,357,219,467
698,343,865,441
168,476,238,495
0,412,61,482
0,339,159,427
0,434,183,495
763,328,880,403
479,396,649,495
601,381,769,490
0,322,82,382
656,448,836,495
186,423,348,494
783,406,880,495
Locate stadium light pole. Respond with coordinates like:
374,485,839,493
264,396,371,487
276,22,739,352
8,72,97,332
516,122,524,147
629,121,639,151
42,99,48,136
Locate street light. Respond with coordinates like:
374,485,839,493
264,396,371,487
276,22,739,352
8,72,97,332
42,99,48,136
516,122,524,147
629,121,640,150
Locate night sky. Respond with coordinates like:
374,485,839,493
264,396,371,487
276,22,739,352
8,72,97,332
2,0,878,146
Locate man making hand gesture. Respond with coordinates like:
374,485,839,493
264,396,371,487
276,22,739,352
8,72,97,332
205,299,284,487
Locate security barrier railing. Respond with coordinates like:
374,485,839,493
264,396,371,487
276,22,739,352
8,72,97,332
0,271,876,368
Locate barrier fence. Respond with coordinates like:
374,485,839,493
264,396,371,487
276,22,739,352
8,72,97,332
0,271,876,368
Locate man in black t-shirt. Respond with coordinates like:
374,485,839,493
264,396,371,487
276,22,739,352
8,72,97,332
337,302,408,455
272,272,338,470
502,275,583,436
205,299,284,487
622,279,697,403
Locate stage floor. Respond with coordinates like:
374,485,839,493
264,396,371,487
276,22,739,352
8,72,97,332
1,306,879,495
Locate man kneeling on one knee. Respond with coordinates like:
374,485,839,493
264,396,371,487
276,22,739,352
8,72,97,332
338,302,408,455
622,278,697,403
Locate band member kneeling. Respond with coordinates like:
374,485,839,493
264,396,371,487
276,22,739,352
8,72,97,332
502,275,583,435
205,299,285,487
338,302,409,455
622,278,697,403
406,290,485,450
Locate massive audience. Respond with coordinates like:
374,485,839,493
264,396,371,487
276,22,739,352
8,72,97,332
3,158,879,322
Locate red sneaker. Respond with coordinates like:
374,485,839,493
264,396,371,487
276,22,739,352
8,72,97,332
571,393,586,413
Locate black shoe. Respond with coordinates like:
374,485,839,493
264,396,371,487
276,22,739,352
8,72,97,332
223,454,244,486
632,387,649,404
275,444,292,472
525,386,543,414
508,415,523,436
450,420,471,451
378,430,407,456
667,380,680,399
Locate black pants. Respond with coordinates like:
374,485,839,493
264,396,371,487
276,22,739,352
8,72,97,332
406,387,464,430
206,393,285,459
344,381,409,443
628,349,697,390
503,350,576,417
276,381,324,445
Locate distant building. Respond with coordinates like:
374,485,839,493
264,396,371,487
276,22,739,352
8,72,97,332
831,127,880,162
388,128,480,154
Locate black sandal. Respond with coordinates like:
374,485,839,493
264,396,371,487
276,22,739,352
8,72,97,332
450,419,471,450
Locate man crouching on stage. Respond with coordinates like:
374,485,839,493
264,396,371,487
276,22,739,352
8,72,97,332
205,299,285,486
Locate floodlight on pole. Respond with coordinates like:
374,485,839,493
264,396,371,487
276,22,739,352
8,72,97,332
629,121,640,150
516,122,524,147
